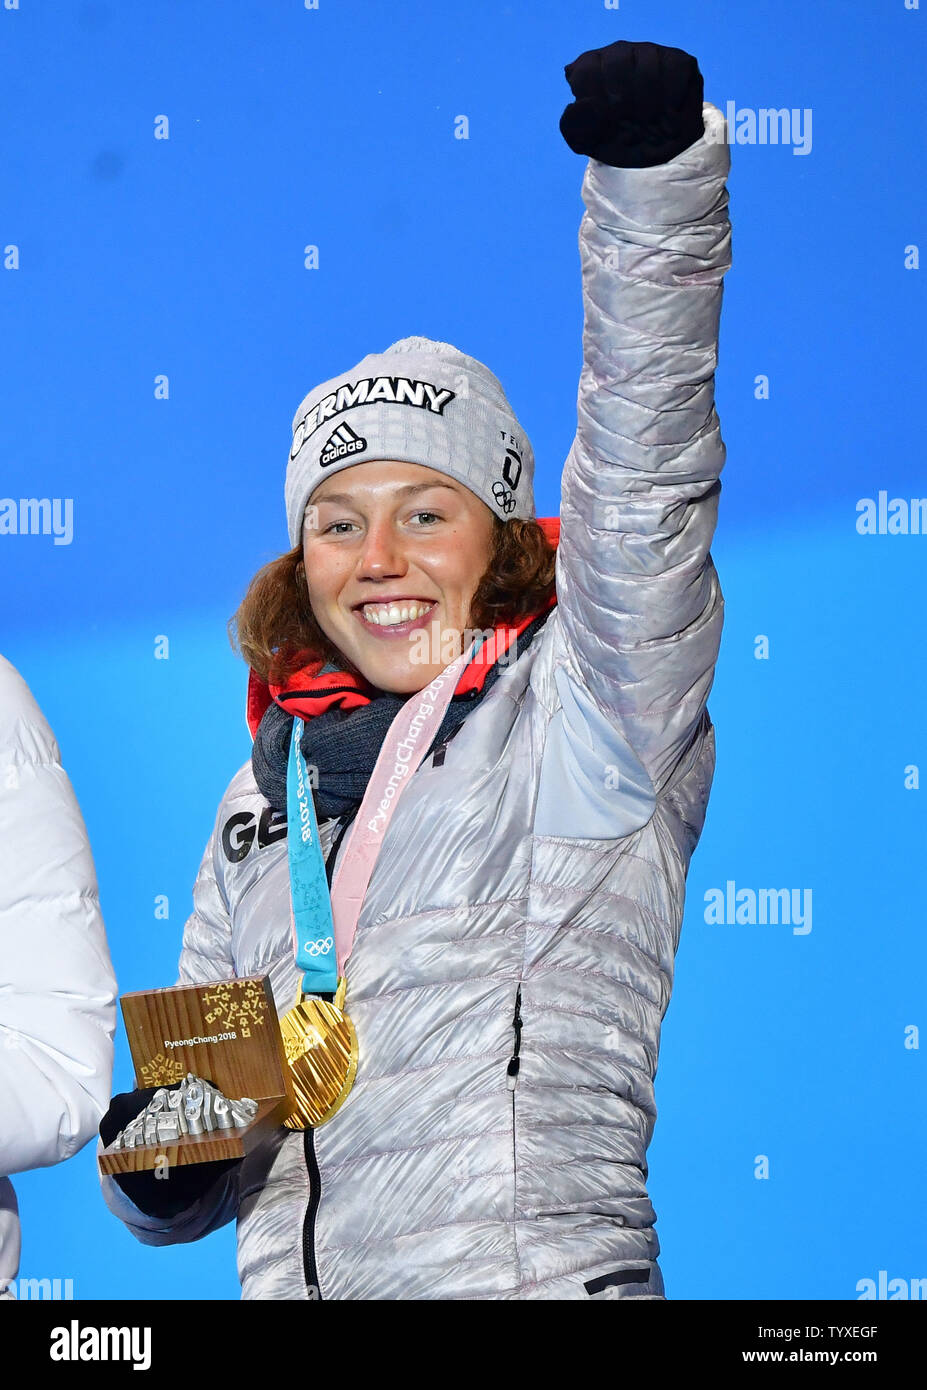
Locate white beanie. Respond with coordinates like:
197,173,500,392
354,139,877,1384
284,336,535,546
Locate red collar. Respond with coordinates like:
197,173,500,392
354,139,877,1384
246,515,560,738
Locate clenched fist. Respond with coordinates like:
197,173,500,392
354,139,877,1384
560,39,705,169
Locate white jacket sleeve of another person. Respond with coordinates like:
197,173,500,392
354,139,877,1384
0,654,117,1288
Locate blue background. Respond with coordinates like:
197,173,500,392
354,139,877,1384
2,0,924,1300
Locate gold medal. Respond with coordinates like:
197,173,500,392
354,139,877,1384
280,976,358,1129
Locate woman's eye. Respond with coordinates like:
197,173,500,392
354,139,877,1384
319,512,441,535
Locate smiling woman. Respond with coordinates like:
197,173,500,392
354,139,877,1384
98,38,732,1303
304,465,497,695
231,462,557,693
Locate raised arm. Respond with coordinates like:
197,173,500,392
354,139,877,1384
555,41,732,798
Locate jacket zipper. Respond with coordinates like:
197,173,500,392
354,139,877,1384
507,984,522,1091
508,984,522,1223
299,808,358,1300
302,1128,322,1299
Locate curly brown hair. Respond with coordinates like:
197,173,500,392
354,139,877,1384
229,516,557,686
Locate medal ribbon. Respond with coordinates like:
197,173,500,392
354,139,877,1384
287,641,478,996
287,714,338,995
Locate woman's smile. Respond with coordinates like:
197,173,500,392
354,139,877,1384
352,598,439,639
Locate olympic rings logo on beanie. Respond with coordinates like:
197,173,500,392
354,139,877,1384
284,336,536,547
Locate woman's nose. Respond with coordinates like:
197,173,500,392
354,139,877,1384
356,520,406,579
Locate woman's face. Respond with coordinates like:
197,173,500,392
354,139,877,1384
302,460,497,695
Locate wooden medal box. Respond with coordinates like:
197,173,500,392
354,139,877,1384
98,975,293,1176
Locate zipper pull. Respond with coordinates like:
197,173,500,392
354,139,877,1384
507,984,523,1091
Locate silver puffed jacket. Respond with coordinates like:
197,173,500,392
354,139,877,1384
100,102,732,1300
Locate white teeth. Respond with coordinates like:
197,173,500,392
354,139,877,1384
361,601,435,627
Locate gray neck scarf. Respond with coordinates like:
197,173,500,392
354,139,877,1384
251,610,551,820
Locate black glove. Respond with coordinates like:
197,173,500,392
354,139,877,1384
560,39,704,168
100,1084,240,1221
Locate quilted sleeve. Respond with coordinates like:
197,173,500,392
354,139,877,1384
0,656,117,1178
97,803,241,1245
555,101,732,797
